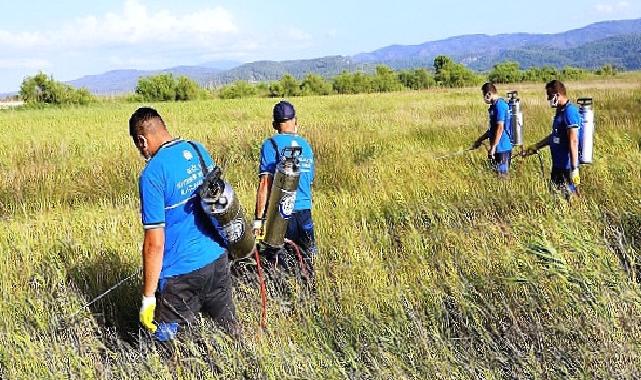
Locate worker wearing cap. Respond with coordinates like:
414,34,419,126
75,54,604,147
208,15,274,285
472,82,513,177
254,101,316,269
524,80,581,198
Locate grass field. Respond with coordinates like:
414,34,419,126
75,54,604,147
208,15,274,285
1,76,640,379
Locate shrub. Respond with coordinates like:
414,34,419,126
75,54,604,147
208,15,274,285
433,55,482,88
371,65,404,92
135,74,201,101
279,74,301,97
488,61,523,84
560,66,587,81
300,74,333,96
595,64,618,76
19,72,95,105
398,68,436,90
218,81,257,99
523,66,559,82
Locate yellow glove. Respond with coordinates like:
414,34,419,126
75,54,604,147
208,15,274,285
140,296,157,333
570,168,580,186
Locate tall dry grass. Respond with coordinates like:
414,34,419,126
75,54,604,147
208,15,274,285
0,76,640,379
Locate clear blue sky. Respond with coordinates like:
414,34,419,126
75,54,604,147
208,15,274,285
1,0,640,92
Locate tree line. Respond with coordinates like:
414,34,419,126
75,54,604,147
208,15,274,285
216,57,618,99
18,57,621,105
486,61,619,84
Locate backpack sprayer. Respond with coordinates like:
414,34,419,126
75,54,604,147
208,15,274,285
577,98,594,164
181,141,257,261
262,146,303,248
507,91,524,148
199,167,256,260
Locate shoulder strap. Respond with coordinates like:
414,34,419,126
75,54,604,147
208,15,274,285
269,137,280,164
186,141,209,177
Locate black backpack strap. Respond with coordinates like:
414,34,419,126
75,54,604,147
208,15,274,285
269,137,280,164
186,141,209,176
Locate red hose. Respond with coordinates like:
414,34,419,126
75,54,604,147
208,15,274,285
254,240,309,329
285,239,309,281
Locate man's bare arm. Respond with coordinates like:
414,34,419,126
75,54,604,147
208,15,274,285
255,174,273,220
568,128,579,168
142,228,164,297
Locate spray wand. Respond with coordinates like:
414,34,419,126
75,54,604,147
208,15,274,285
434,142,488,161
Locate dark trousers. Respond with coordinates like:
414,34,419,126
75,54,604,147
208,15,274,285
154,253,236,342
285,209,316,255
550,167,578,195
283,209,316,282
490,151,512,175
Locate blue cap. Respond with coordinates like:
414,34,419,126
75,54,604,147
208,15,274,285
273,100,296,122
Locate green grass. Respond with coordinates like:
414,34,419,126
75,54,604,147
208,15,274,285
1,77,640,379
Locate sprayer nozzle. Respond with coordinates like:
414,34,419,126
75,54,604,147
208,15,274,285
200,166,226,201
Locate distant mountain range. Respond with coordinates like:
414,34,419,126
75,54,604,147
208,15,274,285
64,18,641,95
68,66,225,95
354,18,641,63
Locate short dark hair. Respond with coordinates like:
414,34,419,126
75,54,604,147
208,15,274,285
129,107,165,137
545,80,566,96
481,82,497,95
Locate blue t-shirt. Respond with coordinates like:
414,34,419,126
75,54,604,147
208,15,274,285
549,102,581,170
488,98,513,153
259,133,315,211
139,139,225,279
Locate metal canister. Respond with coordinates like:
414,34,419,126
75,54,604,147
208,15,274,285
262,146,302,248
577,98,594,164
199,168,255,260
507,91,524,146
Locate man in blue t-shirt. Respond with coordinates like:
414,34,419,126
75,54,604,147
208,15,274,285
254,100,316,260
525,80,581,197
472,82,513,177
129,107,236,343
